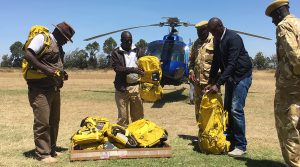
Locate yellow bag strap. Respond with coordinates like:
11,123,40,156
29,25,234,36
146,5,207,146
222,110,228,132
36,33,51,59
141,83,154,91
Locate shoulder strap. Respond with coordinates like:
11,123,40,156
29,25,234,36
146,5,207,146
36,33,51,59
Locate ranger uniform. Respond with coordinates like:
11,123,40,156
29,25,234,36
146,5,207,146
266,0,300,166
188,21,214,121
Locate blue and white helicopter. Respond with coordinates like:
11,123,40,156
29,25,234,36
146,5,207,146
84,17,271,87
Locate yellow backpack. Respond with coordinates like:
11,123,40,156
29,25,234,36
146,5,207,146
106,123,138,148
71,117,110,146
138,55,163,102
22,25,51,80
127,119,168,147
198,93,230,154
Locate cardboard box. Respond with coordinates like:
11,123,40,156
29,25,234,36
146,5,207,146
70,144,172,161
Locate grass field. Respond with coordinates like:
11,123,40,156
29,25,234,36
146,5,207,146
0,69,286,167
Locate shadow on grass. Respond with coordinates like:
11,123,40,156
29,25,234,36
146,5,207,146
151,88,188,108
178,134,200,152
23,146,68,158
234,157,286,167
178,135,285,167
83,90,115,93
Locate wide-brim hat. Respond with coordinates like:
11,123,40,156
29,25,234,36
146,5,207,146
53,22,75,43
195,21,208,29
265,0,289,17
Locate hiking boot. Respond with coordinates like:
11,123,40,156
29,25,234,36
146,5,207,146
40,156,58,163
228,148,246,157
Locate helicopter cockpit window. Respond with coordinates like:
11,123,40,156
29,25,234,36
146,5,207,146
146,41,185,63
170,44,185,62
146,42,163,59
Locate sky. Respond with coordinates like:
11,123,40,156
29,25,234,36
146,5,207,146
1,0,300,58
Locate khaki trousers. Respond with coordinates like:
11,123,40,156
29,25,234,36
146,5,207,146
194,83,208,122
28,87,60,158
274,88,300,167
115,85,144,126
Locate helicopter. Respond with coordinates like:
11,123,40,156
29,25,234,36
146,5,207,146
84,17,271,87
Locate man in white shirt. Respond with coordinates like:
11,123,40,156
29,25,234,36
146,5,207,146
111,31,145,126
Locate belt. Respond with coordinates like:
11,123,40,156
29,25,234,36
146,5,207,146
127,82,140,86
29,86,59,92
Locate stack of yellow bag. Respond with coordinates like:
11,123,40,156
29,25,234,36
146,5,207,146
71,117,168,150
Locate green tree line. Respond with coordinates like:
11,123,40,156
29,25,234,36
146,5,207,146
1,38,148,69
252,52,277,70
1,38,276,70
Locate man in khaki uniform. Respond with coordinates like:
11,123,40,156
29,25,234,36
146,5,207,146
188,21,214,122
24,22,75,163
266,1,300,166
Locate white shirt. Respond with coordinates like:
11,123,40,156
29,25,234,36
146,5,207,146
119,45,139,83
220,27,227,41
28,34,56,55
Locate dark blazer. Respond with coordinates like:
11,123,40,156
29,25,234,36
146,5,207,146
209,29,252,86
111,47,144,92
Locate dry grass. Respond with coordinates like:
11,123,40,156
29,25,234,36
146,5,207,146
0,69,284,167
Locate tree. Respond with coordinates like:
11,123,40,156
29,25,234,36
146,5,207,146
103,37,117,55
103,37,117,68
98,53,108,69
85,41,100,68
64,49,88,69
269,54,278,69
135,39,147,54
253,52,267,70
265,56,271,69
1,54,11,67
9,41,23,67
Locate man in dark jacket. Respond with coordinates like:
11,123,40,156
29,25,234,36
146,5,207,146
204,17,252,157
111,31,144,126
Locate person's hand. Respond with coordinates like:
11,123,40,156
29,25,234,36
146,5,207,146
208,84,219,93
43,67,57,77
203,85,211,94
137,68,145,76
188,71,196,82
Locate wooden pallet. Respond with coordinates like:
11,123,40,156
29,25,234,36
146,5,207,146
70,144,172,161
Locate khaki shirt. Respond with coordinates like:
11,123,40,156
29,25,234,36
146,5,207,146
189,34,214,84
276,15,300,89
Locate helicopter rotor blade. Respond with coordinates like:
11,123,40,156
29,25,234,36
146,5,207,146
230,29,272,40
182,23,195,27
190,22,271,40
84,24,162,41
